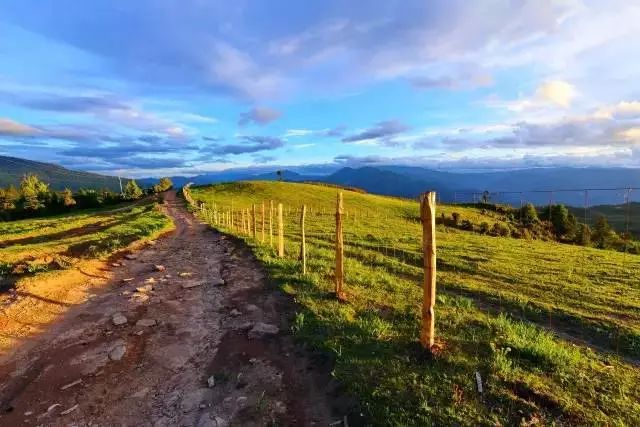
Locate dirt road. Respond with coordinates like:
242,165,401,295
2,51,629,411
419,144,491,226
0,191,347,426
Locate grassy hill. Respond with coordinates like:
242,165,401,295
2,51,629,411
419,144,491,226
569,202,640,238
0,155,127,191
191,181,640,426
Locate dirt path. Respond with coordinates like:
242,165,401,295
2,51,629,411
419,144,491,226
0,191,347,426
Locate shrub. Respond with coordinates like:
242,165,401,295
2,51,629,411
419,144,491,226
459,220,474,231
478,222,490,234
451,212,461,226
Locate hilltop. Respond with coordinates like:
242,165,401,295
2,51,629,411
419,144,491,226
0,155,127,191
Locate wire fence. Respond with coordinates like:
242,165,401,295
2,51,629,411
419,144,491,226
183,184,640,360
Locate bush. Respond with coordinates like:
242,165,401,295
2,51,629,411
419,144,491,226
490,222,511,237
451,212,461,226
459,220,474,231
478,222,490,234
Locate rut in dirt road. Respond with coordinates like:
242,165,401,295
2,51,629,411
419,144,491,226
0,191,352,426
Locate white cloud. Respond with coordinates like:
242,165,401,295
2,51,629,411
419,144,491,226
616,127,640,143
536,80,576,108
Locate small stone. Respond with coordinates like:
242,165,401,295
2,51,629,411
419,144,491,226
131,387,150,398
249,358,257,364
248,322,279,339
136,284,154,293
147,240,157,246
207,376,216,388
122,278,134,283
125,254,137,260
112,313,127,326
215,416,228,427
136,318,157,327
60,379,82,390
145,277,157,284
60,404,79,415
230,309,241,317
182,281,204,289
111,263,122,268
245,304,259,313
179,272,193,277
211,277,225,286
236,396,248,406
130,294,150,303
154,265,166,272
109,344,127,361
236,322,254,331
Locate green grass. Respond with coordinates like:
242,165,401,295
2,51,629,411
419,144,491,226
0,200,172,282
192,181,640,426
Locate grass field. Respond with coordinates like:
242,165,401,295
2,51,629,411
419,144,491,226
191,181,640,426
0,199,173,288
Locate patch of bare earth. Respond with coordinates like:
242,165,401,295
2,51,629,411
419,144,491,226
0,191,352,426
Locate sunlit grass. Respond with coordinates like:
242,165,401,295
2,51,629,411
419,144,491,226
192,181,640,425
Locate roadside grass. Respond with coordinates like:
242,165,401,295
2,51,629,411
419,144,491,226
0,200,173,284
192,181,640,425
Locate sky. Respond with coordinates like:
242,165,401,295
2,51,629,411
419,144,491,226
1,0,640,178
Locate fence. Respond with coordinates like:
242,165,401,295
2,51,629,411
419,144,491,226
184,187,439,351
183,185,640,359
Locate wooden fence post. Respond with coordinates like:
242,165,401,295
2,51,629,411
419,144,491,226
252,204,257,239
261,202,265,243
242,209,247,234
420,191,437,350
277,203,284,257
335,192,345,299
270,200,274,247
300,205,307,275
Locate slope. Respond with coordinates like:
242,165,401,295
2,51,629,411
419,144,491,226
190,180,640,426
0,155,127,191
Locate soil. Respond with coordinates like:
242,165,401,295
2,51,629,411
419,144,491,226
0,191,353,426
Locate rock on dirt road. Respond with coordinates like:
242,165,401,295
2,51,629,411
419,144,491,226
0,191,355,426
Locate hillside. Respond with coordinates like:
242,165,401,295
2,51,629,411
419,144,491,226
0,155,127,191
190,181,640,425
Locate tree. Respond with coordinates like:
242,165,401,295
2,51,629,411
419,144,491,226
543,204,576,240
62,188,76,207
575,223,591,246
153,177,173,193
276,170,283,181
21,174,49,211
592,215,615,249
520,203,539,227
0,185,19,211
123,180,143,200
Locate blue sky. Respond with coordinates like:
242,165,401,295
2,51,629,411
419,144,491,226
1,0,639,177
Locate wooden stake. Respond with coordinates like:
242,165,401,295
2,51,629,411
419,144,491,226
261,202,265,243
269,200,274,247
252,204,257,239
335,192,345,299
300,205,307,275
277,203,284,257
420,191,437,350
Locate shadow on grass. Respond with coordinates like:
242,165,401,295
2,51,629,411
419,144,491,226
439,283,640,362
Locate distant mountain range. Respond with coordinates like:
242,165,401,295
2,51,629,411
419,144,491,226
0,155,128,191
3,155,639,206
144,165,640,206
